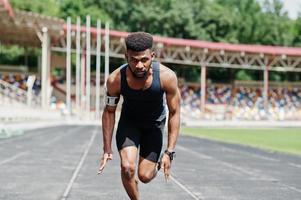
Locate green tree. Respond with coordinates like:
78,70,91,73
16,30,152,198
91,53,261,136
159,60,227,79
0,45,25,65
258,0,294,46
58,0,112,26
236,70,253,81
5,0,301,83
115,0,197,38
292,15,301,47
218,0,262,44
9,0,59,17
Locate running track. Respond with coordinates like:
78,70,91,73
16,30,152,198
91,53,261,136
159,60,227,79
0,125,300,200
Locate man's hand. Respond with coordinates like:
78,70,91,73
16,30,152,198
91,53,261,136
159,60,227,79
160,154,171,182
97,152,113,174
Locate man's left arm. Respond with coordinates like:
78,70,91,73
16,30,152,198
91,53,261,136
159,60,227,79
166,75,181,152
161,69,181,180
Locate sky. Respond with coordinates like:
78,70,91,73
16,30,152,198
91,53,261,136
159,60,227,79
257,0,301,19
282,0,301,19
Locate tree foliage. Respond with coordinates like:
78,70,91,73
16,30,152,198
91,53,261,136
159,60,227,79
8,0,300,47
5,0,301,81
9,0,59,17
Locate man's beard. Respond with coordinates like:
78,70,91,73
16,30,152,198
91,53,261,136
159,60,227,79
129,65,151,79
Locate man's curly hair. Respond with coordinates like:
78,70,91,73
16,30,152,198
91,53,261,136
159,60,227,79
125,32,153,52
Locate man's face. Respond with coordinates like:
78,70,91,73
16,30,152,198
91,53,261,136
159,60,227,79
125,49,155,78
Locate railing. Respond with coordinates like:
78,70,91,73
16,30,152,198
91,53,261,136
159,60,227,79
0,79,41,107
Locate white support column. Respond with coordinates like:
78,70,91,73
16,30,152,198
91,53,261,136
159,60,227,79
41,27,50,109
46,39,51,107
86,15,91,114
95,20,101,119
66,17,72,115
263,65,269,112
26,75,36,107
201,64,206,113
80,50,86,114
76,17,81,115
37,56,41,77
104,22,110,85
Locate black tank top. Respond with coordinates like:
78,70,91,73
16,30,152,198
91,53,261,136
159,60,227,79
120,61,166,121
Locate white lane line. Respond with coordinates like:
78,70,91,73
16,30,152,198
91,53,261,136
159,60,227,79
170,145,206,199
178,144,277,181
43,126,84,146
169,174,203,200
278,183,301,193
0,152,29,166
61,128,98,200
0,126,62,145
222,147,301,172
177,145,212,160
43,135,65,146
221,147,280,162
178,144,301,194
289,163,301,169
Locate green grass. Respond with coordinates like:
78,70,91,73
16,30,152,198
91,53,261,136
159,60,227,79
181,127,301,155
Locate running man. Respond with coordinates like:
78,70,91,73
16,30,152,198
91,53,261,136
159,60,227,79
98,32,181,200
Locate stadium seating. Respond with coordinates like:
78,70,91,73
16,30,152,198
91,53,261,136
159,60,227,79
2,72,300,121
180,84,301,120
0,73,41,95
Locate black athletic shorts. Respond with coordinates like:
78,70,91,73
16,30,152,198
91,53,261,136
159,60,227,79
116,116,166,163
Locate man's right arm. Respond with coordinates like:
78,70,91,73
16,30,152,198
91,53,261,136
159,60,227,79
98,72,120,174
102,74,120,154
102,104,117,153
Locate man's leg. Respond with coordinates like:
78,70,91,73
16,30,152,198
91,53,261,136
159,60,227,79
138,156,158,183
137,119,165,183
119,146,139,200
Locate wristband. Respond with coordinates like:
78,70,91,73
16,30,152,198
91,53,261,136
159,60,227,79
164,149,176,161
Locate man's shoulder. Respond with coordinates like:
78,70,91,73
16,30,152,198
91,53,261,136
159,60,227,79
158,63,176,80
108,65,126,83
158,63,178,91
107,65,126,91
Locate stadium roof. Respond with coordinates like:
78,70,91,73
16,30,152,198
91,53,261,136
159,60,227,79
1,0,301,65
0,0,13,17
65,25,301,57
0,0,64,47
1,0,301,57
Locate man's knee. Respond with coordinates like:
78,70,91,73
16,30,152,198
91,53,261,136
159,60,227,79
138,170,156,184
121,162,136,180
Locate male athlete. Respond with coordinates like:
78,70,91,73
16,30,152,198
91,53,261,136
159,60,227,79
98,32,181,200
